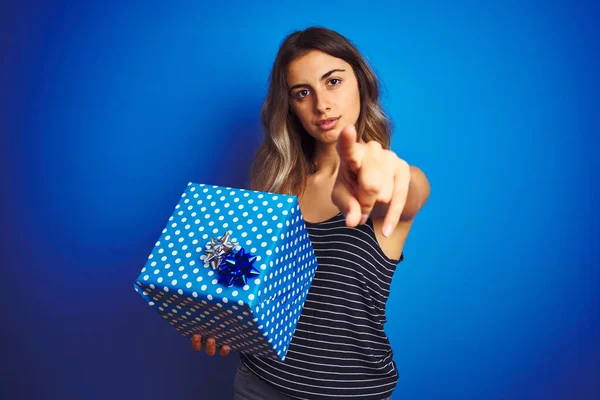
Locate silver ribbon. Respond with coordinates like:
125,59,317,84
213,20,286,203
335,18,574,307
204,231,236,270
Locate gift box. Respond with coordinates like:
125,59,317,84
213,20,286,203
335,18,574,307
133,182,318,361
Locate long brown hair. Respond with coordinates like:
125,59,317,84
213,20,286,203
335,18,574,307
250,26,392,197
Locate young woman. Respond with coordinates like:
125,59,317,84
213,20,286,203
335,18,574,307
192,26,430,400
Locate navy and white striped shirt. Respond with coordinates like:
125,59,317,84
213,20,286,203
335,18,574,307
241,212,404,400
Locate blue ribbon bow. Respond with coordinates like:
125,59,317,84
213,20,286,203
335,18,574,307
218,248,260,287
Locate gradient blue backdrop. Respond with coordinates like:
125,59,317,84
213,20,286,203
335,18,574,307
1,0,598,399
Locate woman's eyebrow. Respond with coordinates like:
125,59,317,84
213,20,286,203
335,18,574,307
288,69,346,93
321,68,345,80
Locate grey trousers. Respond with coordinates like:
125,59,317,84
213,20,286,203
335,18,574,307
233,358,392,400
233,357,294,400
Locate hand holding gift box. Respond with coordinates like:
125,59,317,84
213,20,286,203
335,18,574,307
133,183,318,361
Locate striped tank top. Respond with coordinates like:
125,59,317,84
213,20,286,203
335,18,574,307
240,212,404,400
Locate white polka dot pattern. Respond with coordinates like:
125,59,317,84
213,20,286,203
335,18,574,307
133,183,318,361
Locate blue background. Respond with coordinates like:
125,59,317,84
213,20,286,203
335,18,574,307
1,0,598,399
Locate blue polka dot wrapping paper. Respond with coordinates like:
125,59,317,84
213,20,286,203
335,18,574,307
133,183,318,361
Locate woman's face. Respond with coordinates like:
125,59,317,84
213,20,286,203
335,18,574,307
286,50,361,144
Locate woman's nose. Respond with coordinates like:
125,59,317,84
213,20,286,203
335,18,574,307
314,91,332,114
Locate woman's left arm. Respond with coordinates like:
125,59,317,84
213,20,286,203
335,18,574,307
394,165,430,222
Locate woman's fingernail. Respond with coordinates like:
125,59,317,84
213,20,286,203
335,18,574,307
360,214,369,225
383,224,393,237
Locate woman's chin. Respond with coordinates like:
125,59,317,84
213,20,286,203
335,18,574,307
310,128,341,145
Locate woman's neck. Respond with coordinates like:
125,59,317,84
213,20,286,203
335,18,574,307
311,141,340,178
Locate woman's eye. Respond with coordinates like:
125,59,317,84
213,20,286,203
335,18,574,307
297,89,309,98
328,78,341,86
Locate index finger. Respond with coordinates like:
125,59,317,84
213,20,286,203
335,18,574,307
336,125,363,170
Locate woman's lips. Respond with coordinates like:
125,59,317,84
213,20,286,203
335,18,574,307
317,117,340,131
